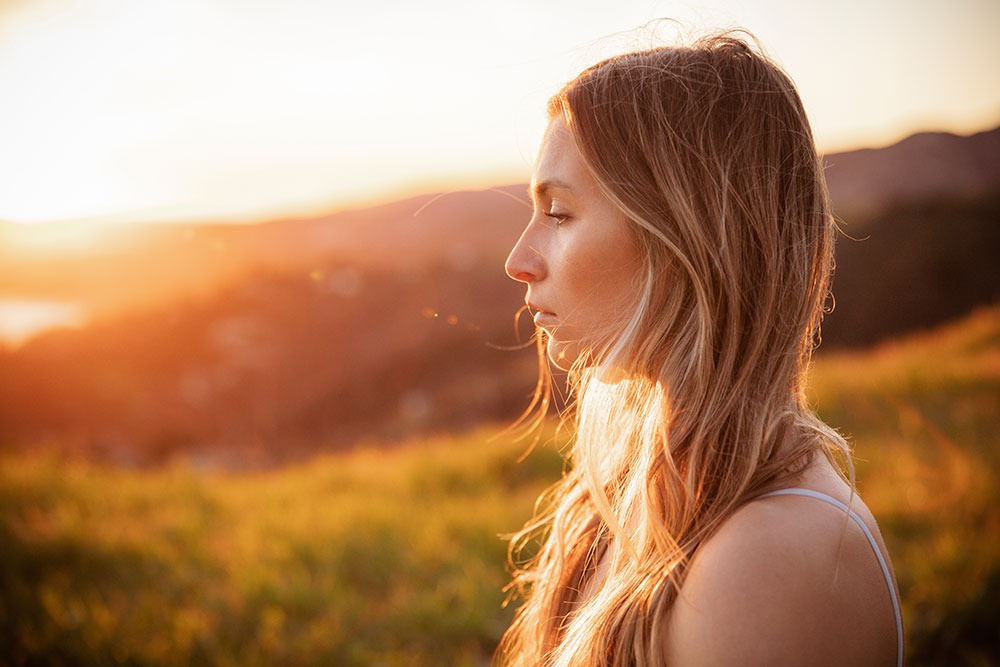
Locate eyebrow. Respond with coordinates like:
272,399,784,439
530,178,574,201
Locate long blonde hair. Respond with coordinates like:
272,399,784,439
497,32,850,666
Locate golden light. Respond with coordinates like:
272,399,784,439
0,0,997,226
0,219,114,254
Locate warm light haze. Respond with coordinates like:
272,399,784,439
1,5,998,663
1,0,998,225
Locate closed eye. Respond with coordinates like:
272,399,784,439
545,210,570,225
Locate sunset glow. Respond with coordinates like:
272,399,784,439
0,8,996,663
1,0,998,226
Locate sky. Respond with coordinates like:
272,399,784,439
1,0,998,226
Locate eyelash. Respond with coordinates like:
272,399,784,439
544,210,570,225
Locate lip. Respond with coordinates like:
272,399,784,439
528,303,557,326
533,311,557,327
527,302,554,315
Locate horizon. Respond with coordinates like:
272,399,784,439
3,119,998,232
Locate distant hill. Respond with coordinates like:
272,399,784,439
0,186,537,463
0,186,531,317
0,124,997,462
823,126,1000,218
2,125,996,316
817,124,1000,346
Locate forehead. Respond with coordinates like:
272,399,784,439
531,117,598,199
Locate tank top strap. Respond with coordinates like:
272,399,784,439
759,488,903,667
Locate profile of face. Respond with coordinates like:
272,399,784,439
505,117,643,370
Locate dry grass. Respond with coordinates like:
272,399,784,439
2,307,997,665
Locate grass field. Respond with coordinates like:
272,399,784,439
2,307,998,666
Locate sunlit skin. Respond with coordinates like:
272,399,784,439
505,117,643,370
662,459,901,665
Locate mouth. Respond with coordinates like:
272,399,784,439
527,302,554,316
527,302,557,326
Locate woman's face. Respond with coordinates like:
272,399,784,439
505,117,643,370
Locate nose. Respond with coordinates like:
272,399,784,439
505,225,545,283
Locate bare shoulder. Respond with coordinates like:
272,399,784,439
664,482,898,666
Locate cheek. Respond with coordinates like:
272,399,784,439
567,232,633,287
562,239,643,342
588,242,643,315
598,271,640,326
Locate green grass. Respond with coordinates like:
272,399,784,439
2,307,998,666
0,430,566,666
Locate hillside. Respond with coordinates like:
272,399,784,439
0,186,530,317
2,125,997,316
824,193,1000,347
0,125,997,460
2,307,997,665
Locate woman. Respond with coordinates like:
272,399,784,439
499,32,903,666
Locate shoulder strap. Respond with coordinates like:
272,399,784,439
760,488,904,667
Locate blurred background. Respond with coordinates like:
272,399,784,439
1,0,998,665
